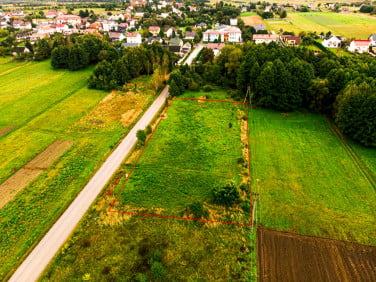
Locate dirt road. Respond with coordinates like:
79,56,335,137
9,86,170,282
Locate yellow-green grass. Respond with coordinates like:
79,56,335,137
117,90,247,218
250,109,376,246
0,60,155,280
41,197,255,281
266,12,376,38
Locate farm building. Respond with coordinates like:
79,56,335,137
322,35,342,48
348,40,371,53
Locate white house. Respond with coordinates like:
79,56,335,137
164,27,176,38
56,15,81,25
101,20,118,32
126,32,142,44
230,18,238,26
252,34,279,44
322,35,342,48
46,10,58,18
369,34,376,46
348,40,371,53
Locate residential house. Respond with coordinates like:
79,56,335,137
101,20,118,32
206,43,226,56
126,32,142,44
12,46,30,56
253,24,266,32
185,31,196,40
130,0,147,7
147,36,163,44
168,37,184,54
55,23,69,33
252,34,279,44
56,15,81,25
322,35,342,48
348,40,371,53
118,23,128,33
128,18,138,28
16,32,31,41
109,32,125,42
0,18,9,29
189,6,198,12
181,42,192,55
149,26,161,36
164,27,176,38
160,13,170,19
134,12,144,18
369,34,376,46
195,22,207,29
30,32,49,41
13,20,32,30
280,35,301,46
230,18,238,26
46,10,58,18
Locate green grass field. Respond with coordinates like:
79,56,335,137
117,92,247,216
0,60,155,280
250,109,376,246
265,12,376,38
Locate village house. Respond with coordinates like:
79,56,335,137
280,35,301,46
322,35,342,48
126,32,142,44
206,43,225,56
348,40,371,53
184,31,196,40
12,20,32,30
46,10,58,19
130,0,147,7
118,23,128,33
30,32,49,41
369,34,376,46
253,34,279,44
147,36,163,44
149,26,161,36
164,27,176,38
230,18,238,26
56,15,81,26
109,32,125,42
253,24,266,32
128,18,138,28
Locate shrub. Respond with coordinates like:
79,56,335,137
186,201,209,219
212,181,240,206
145,125,152,135
202,84,213,92
136,130,146,146
151,261,166,280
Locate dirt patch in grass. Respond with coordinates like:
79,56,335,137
257,226,376,282
242,15,264,26
0,126,14,137
121,109,142,127
0,140,74,209
0,64,27,76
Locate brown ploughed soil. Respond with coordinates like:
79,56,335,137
242,15,264,26
0,126,14,137
257,226,376,282
0,140,74,209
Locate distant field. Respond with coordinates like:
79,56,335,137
265,12,376,38
116,90,249,224
249,109,376,246
0,60,155,280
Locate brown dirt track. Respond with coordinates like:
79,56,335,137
257,226,376,282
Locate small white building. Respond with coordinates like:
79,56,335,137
126,32,142,44
322,35,342,48
203,26,242,43
230,18,238,26
348,40,371,53
369,34,376,46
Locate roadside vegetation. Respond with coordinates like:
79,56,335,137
0,60,156,280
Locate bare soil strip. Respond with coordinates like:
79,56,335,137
257,226,376,282
0,140,74,209
0,126,14,137
0,64,28,77
241,15,264,26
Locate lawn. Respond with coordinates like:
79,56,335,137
116,91,247,215
249,109,376,246
0,60,156,280
266,12,376,38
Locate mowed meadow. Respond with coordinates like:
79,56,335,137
0,60,155,279
115,91,249,224
249,109,376,246
258,12,376,38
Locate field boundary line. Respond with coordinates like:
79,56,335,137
109,97,253,226
0,62,30,77
324,116,376,191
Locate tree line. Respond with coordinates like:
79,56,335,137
178,43,376,147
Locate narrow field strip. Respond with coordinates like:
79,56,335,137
0,126,14,137
0,140,74,209
0,63,29,77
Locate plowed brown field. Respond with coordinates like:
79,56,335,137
257,226,376,282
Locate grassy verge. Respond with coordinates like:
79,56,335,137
249,108,376,246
